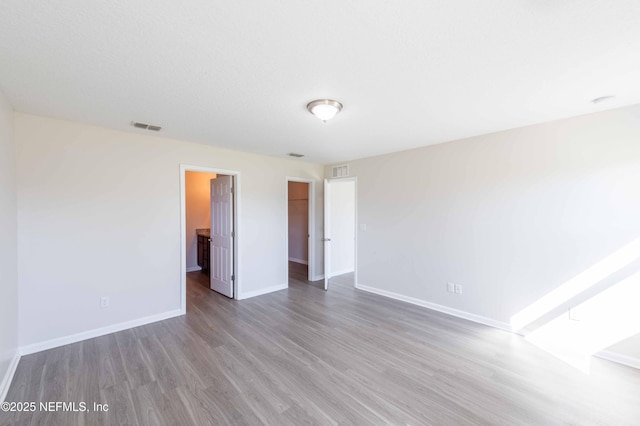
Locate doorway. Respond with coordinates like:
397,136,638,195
286,177,315,283
324,178,357,290
180,165,240,311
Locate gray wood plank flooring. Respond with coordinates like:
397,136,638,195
2,264,640,425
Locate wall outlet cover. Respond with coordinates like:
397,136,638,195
100,296,110,308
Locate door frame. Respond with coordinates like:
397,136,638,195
180,164,241,311
285,177,316,282
324,176,358,288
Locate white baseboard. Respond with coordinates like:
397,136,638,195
330,268,354,278
186,266,202,272
354,284,640,371
595,350,640,370
288,257,308,265
20,309,184,356
0,350,20,403
355,284,512,332
311,274,325,282
238,284,288,300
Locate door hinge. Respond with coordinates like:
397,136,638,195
231,231,235,238
230,186,234,194
231,275,235,281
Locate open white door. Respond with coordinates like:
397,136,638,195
210,175,234,298
323,179,331,290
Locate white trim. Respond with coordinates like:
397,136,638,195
19,309,183,356
288,257,308,265
355,284,640,371
0,350,20,403
181,164,241,305
323,178,330,290
355,284,512,332
353,177,358,288
285,177,316,282
311,274,325,281
595,350,640,370
329,268,354,277
238,284,288,300
186,266,202,272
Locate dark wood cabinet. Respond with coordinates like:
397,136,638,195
196,230,210,275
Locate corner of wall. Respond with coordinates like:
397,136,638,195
238,283,288,300
0,350,20,403
0,88,19,403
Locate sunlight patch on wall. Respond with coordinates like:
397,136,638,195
511,237,640,332
525,270,640,373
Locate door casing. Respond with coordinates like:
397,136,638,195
285,177,316,282
180,164,240,311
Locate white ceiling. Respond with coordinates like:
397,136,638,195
1,1,640,164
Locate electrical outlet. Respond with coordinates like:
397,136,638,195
447,282,455,293
100,296,110,309
360,223,367,231
568,308,581,321
454,284,462,294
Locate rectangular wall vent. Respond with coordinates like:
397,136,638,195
331,164,349,178
131,121,162,131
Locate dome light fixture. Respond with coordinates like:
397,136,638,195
307,99,343,122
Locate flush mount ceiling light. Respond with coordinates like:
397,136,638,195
307,99,343,122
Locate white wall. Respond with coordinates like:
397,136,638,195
329,105,640,360
0,90,18,399
15,113,324,347
185,171,217,270
606,334,640,363
329,180,355,276
288,181,308,264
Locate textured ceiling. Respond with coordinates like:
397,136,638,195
1,1,640,163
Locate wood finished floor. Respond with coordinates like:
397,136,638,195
2,265,640,425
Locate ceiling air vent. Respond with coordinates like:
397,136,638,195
331,164,349,178
287,153,304,158
131,121,162,131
